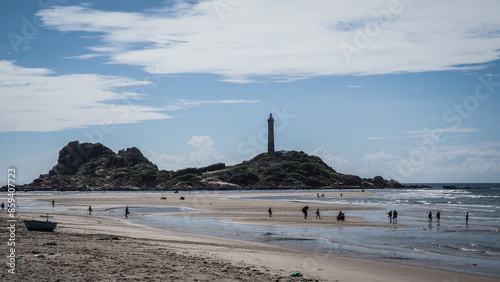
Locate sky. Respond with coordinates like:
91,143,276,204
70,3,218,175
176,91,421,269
1,0,500,185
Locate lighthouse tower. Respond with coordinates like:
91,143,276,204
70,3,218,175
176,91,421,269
268,113,275,154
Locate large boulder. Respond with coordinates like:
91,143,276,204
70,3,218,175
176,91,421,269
340,174,362,187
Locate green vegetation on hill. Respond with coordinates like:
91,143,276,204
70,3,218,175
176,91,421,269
14,141,417,191
213,151,340,188
170,163,226,186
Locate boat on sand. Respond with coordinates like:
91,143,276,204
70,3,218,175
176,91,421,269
24,214,57,232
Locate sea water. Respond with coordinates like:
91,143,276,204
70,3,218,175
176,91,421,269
16,184,500,277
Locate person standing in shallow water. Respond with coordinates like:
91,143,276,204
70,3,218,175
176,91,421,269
316,209,321,219
268,207,272,217
393,210,397,224
388,210,392,223
125,206,129,219
88,206,92,215
428,211,432,222
466,212,469,224
436,211,440,222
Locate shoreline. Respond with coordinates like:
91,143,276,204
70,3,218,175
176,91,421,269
3,191,499,281
4,211,498,281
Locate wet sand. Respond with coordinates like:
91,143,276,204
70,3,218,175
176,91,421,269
3,191,498,281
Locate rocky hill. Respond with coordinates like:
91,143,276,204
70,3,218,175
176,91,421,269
19,141,170,191
12,141,420,191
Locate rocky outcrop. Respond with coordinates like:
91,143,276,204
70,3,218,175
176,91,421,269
201,178,241,190
340,174,362,187
11,141,427,191
17,141,169,191
201,151,420,189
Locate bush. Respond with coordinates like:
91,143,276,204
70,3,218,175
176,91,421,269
172,167,198,177
229,172,260,185
300,162,318,175
281,161,300,172
174,173,199,182
199,163,226,172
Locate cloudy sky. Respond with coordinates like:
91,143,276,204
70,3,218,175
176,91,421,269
1,0,500,185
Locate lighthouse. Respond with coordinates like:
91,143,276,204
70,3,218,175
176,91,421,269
268,113,275,154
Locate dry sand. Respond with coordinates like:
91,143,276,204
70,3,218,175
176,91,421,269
2,191,498,281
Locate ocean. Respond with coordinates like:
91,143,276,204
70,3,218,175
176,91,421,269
16,183,500,278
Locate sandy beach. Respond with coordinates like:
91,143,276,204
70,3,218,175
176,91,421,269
2,191,498,281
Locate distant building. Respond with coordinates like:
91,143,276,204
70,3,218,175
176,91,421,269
268,113,275,153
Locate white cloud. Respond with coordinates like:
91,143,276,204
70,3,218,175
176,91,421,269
0,61,171,133
361,150,402,179
311,142,500,182
360,142,500,182
311,147,354,173
142,135,226,170
37,1,500,82
367,127,481,141
405,127,481,136
63,53,105,60
366,136,403,140
164,99,260,111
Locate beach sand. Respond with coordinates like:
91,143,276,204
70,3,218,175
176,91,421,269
3,192,498,281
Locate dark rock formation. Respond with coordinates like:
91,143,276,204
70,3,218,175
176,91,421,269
17,141,169,191
11,141,426,191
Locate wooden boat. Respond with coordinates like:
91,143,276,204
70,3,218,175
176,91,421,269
24,220,57,232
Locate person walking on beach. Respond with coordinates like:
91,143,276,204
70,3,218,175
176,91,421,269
466,212,469,224
1,202,4,210
302,206,309,219
316,209,321,219
428,211,432,222
125,206,129,219
268,207,272,217
88,206,92,215
388,210,393,223
52,199,55,207
436,211,440,222
393,210,398,224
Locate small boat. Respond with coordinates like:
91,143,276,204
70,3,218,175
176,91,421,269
24,220,57,232
25,214,57,231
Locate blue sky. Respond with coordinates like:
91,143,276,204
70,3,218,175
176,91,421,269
1,0,500,185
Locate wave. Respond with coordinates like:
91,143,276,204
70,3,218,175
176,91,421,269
412,248,443,256
459,248,481,252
